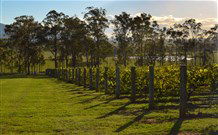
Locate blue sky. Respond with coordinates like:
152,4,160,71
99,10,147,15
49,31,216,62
1,0,217,23
0,0,217,34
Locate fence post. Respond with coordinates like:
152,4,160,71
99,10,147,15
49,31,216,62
115,66,121,98
104,67,108,94
57,69,59,79
68,68,71,82
149,66,154,110
179,65,187,118
63,69,66,80
58,69,61,80
61,69,64,80
75,68,78,85
72,68,75,83
89,67,93,90
83,68,87,88
96,68,100,92
78,68,81,86
131,66,136,102
66,69,69,82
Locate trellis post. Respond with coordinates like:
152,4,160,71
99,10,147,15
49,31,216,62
96,68,100,92
78,68,81,86
72,68,75,83
83,68,87,88
131,66,136,102
115,66,121,98
149,66,154,110
179,65,187,118
104,67,108,94
89,67,93,90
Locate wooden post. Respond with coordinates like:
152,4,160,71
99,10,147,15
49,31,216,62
179,65,187,118
104,67,108,94
115,66,121,98
78,68,81,86
83,68,87,88
66,69,69,82
68,68,71,82
96,68,100,92
54,69,57,77
75,68,78,85
72,68,75,83
65,69,67,81
149,66,154,110
89,67,93,90
61,69,63,80
63,69,66,80
58,69,61,80
131,66,136,102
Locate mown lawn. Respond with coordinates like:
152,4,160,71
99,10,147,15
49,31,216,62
0,75,217,134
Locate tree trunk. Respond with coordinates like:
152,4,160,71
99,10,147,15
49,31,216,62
203,43,206,66
124,51,127,67
85,51,89,67
54,34,58,68
65,56,68,68
27,62,30,75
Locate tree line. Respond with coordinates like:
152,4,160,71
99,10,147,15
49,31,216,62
0,7,217,74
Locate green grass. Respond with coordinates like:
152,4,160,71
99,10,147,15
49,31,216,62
0,75,217,134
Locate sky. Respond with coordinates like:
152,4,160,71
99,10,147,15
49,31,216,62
0,0,217,37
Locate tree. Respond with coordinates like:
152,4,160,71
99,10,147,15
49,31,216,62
201,25,218,65
112,12,132,66
5,15,44,74
61,16,89,67
181,19,203,65
42,10,66,68
167,24,189,65
156,27,167,66
84,7,109,67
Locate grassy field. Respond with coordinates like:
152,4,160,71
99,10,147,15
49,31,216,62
0,75,217,134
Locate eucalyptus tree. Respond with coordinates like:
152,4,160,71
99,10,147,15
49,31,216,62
144,20,160,65
181,19,203,65
166,24,190,65
201,25,218,65
0,39,8,72
131,13,151,66
112,12,132,66
42,10,66,68
61,16,89,67
5,15,44,74
156,27,167,66
84,7,109,67
130,13,161,66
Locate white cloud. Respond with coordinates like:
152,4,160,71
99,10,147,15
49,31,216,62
151,15,217,29
104,14,218,38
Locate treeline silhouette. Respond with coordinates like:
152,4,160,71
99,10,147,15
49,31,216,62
0,7,217,74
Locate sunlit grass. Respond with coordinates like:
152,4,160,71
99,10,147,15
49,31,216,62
0,75,217,134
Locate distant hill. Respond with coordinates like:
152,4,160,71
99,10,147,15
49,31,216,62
0,23,6,39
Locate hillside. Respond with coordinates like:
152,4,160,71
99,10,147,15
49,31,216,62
0,23,6,39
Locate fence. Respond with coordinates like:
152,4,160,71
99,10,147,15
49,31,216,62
45,65,197,118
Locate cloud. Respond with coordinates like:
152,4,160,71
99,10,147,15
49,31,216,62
108,13,217,30
105,14,218,38
151,15,217,29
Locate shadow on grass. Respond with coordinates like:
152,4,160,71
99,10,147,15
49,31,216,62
0,74,49,79
66,87,85,92
115,109,150,132
97,102,132,119
78,94,103,104
169,118,184,135
85,97,115,109
169,113,218,135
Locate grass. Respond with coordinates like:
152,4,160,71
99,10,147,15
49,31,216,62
0,75,217,134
